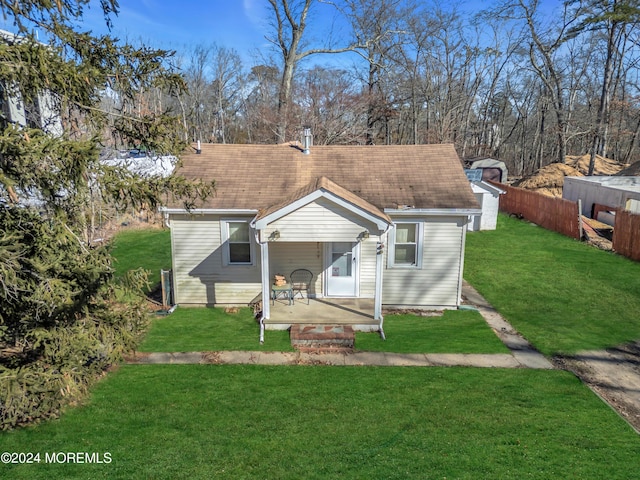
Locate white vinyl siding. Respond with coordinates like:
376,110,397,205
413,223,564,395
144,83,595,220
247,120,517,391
264,198,381,242
170,214,261,305
169,210,467,308
358,237,377,298
383,216,465,307
268,242,323,296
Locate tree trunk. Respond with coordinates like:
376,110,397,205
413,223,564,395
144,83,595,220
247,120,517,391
589,20,620,175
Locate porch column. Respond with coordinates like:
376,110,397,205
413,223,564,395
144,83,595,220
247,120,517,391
259,240,270,343
374,234,385,321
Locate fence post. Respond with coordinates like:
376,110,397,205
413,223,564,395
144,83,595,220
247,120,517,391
578,199,583,240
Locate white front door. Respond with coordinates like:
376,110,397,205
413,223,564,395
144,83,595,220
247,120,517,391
325,242,359,297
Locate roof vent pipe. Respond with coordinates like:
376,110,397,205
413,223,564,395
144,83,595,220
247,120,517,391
196,140,201,154
302,127,312,155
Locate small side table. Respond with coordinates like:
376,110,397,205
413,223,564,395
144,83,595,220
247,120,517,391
272,283,294,306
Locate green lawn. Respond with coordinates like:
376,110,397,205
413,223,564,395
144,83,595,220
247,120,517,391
109,228,171,287
465,214,640,356
139,307,294,352
3,219,640,478
2,365,638,480
356,310,510,353
141,307,508,354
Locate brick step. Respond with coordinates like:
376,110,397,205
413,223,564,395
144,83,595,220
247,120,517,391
290,324,354,350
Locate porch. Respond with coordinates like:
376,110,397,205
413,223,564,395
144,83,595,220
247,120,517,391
264,297,378,330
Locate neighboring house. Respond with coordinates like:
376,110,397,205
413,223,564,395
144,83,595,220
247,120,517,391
0,29,63,137
161,142,480,338
563,176,640,221
468,181,505,231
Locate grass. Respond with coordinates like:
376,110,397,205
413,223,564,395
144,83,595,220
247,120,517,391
139,307,294,352
4,221,640,478
356,310,510,353
465,213,640,356
108,228,171,287
141,308,508,354
2,365,638,479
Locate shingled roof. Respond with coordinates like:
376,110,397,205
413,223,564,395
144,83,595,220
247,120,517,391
168,143,479,211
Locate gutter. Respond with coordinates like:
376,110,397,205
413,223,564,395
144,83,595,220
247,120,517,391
158,207,259,215
384,208,482,216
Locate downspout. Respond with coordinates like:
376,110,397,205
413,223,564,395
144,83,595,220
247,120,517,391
159,207,176,309
259,314,266,344
457,217,469,307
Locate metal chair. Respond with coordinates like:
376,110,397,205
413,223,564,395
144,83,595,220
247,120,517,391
290,269,313,304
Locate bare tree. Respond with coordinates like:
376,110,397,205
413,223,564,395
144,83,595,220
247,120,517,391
300,66,369,143
568,0,640,173
266,0,363,143
339,0,408,144
516,0,582,165
209,46,245,144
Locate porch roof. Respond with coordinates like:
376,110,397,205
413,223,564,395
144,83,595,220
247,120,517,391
253,176,391,230
166,143,479,212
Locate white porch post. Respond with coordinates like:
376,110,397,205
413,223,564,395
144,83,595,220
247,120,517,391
374,233,385,324
259,239,270,343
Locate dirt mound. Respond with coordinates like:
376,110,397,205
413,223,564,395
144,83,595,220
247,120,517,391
616,161,640,176
514,154,626,197
566,154,625,175
514,163,583,197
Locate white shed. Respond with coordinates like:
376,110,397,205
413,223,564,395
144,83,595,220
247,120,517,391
468,181,505,231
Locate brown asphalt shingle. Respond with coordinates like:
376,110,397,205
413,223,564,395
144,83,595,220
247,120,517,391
168,143,479,211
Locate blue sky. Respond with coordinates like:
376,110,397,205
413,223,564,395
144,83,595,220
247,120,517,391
84,0,273,56
0,0,273,60
76,0,362,68
0,0,563,68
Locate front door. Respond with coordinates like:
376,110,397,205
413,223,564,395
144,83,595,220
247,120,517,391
325,242,358,297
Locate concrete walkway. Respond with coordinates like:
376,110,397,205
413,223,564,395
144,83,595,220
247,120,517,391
127,282,554,370
461,281,554,370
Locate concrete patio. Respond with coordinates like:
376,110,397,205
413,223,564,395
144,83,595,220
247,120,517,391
264,297,378,329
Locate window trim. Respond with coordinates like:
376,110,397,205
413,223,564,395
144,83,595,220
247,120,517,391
388,221,424,269
221,218,255,266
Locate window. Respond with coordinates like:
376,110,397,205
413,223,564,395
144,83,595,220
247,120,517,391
389,222,423,268
222,220,254,265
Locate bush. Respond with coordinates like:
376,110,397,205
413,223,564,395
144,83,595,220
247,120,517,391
0,208,150,430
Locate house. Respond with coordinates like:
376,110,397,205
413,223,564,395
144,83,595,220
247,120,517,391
160,142,480,340
468,181,505,231
0,29,63,137
563,176,640,222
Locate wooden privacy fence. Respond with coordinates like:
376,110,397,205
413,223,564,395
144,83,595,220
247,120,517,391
613,210,640,262
489,181,581,239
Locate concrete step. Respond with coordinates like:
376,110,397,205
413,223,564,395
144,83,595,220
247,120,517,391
290,324,354,351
